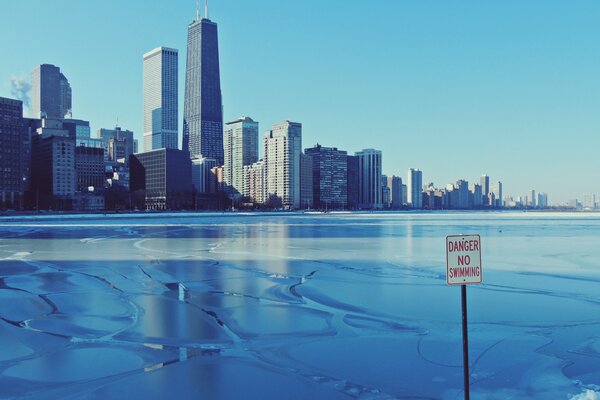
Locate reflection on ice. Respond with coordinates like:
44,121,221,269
0,212,599,398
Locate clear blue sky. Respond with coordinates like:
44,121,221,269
1,1,599,204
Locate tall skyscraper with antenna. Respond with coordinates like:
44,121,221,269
183,0,223,165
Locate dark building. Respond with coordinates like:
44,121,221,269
75,146,104,192
183,11,224,164
130,148,193,210
0,97,24,209
305,144,348,209
346,155,359,210
31,119,76,210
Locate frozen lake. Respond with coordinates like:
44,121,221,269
0,211,598,399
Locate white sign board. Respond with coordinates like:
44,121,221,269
446,234,482,285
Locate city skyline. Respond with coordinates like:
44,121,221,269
1,1,599,202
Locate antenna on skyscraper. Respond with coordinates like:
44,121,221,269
196,0,200,21
205,0,209,19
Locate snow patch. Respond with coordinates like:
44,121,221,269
571,390,599,400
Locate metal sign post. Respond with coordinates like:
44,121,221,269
446,234,482,400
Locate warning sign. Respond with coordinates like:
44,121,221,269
446,234,482,285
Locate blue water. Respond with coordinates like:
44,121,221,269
0,212,598,399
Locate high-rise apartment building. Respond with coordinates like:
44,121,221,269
143,47,178,152
243,160,267,204
264,121,302,209
0,97,24,209
223,117,258,197
304,144,348,209
355,149,382,209
183,8,223,164
31,64,71,119
408,168,423,209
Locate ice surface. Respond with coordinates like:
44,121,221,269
0,211,599,398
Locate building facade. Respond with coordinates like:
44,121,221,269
243,160,267,205
130,148,192,210
31,119,76,210
408,168,423,209
223,117,258,197
143,47,178,152
0,97,24,209
264,121,302,209
75,146,105,192
304,144,348,209
346,155,359,210
31,64,71,119
355,149,382,209
183,14,223,164
300,153,313,209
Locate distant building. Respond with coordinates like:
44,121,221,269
530,189,537,208
538,192,548,208
408,168,423,209
0,97,24,209
582,193,596,209
491,181,503,208
264,121,302,209
31,64,71,119
470,183,483,208
224,117,259,197
382,176,391,209
97,127,136,164
143,47,178,151
304,144,348,209
183,11,224,164
31,118,76,210
451,180,469,209
346,155,359,210
480,175,490,204
401,184,408,206
356,149,382,209
130,148,192,210
387,176,402,209
243,160,267,205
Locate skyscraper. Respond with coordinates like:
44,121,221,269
408,168,423,209
31,64,72,119
223,117,258,196
355,149,382,209
143,47,178,152
264,121,302,209
183,4,223,164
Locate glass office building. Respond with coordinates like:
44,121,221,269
143,47,178,152
130,148,192,210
